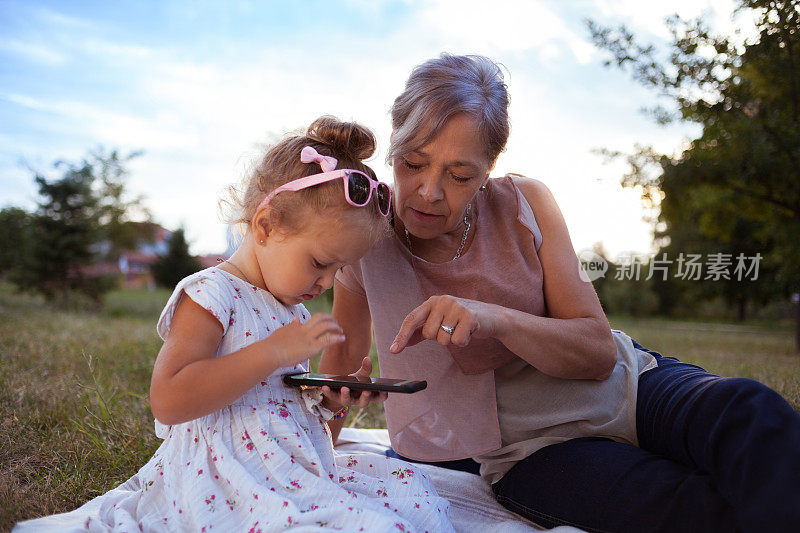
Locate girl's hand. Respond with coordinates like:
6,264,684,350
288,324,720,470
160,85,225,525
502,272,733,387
266,314,345,367
389,295,501,353
321,356,388,411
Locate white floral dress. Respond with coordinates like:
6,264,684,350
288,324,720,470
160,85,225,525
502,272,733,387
37,268,455,532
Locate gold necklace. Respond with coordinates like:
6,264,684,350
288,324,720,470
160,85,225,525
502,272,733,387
404,203,472,261
220,258,254,286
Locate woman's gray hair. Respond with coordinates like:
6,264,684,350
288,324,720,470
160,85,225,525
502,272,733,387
388,53,510,166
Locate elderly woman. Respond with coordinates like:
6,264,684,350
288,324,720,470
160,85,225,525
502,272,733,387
319,54,800,532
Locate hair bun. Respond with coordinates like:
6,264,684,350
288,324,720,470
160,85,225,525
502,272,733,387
307,116,376,162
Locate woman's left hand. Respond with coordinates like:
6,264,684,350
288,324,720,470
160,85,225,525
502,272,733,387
320,356,388,411
389,295,501,353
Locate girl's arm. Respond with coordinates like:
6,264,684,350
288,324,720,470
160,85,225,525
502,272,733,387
150,294,344,425
390,177,617,381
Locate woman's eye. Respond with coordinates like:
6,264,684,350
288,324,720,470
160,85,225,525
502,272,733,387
402,158,423,171
313,259,326,269
452,174,471,183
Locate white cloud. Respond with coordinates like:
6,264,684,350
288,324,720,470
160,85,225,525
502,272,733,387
0,39,68,66
2,0,759,257
413,0,598,64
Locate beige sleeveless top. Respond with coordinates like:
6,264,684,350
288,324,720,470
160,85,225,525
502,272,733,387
336,175,656,483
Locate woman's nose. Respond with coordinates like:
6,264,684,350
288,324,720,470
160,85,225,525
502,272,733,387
418,174,444,203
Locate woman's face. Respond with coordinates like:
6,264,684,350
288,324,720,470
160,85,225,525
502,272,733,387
393,113,491,241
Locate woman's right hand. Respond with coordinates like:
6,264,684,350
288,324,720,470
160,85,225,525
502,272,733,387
265,314,346,367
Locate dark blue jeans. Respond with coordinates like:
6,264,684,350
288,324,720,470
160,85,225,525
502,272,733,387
491,345,800,532
390,345,800,532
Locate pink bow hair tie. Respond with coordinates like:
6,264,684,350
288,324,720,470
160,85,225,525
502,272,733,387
300,146,338,172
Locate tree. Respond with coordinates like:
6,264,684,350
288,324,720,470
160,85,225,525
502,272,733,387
89,148,155,260
589,0,800,325
0,207,34,280
11,150,152,303
12,161,108,301
150,228,202,289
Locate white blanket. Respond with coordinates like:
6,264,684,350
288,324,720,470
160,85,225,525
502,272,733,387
336,428,583,533
14,428,584,532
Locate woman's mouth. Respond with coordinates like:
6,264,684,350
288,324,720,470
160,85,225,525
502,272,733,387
409,207,443,223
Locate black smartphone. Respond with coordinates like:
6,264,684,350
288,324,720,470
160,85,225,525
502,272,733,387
283,372,427,394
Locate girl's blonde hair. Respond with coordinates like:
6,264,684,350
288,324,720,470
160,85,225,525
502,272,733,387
388,54,510,166
223,116,384,235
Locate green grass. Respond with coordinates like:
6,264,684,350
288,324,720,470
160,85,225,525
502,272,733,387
1,285,797,530
608,316,800,409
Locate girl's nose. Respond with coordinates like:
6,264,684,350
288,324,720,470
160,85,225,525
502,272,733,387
318,271,336,291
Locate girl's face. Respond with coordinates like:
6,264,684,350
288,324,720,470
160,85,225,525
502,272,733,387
393,113,491,241
256,213,374,306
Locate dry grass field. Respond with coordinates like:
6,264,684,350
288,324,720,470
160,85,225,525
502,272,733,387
1,284,797,530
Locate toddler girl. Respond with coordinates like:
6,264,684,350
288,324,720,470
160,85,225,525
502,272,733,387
15,117,454,532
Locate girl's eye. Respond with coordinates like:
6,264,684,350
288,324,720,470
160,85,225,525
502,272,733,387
402,158,423,171
313,259,326,269
451,174,471,183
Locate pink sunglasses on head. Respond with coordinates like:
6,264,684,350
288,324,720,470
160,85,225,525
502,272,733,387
258,146,391,217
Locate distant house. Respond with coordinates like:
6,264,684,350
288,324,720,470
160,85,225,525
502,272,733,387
114,225,173,289
88,224,231,289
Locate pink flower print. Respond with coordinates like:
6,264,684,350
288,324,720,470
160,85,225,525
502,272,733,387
245,330,252,337
282,501,289,508
204,495,216,512
226,498,236,511
247,523,262,533
278,407,289,418
252,307,262,318
289,479,302,490
391,467,414,481
260,430,267,435
197,469,203,475
376,487,388,497
414,503,420,509
346,456,358,468
395,523,407,531
309,504,318,511
246,442,254,451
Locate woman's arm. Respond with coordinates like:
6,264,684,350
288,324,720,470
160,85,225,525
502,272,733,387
390,177,617,381
496,176,616,379
318,279,375,442
150,294,344,425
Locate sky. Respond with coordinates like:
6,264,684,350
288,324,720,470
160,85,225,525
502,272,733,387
0,0,756,258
